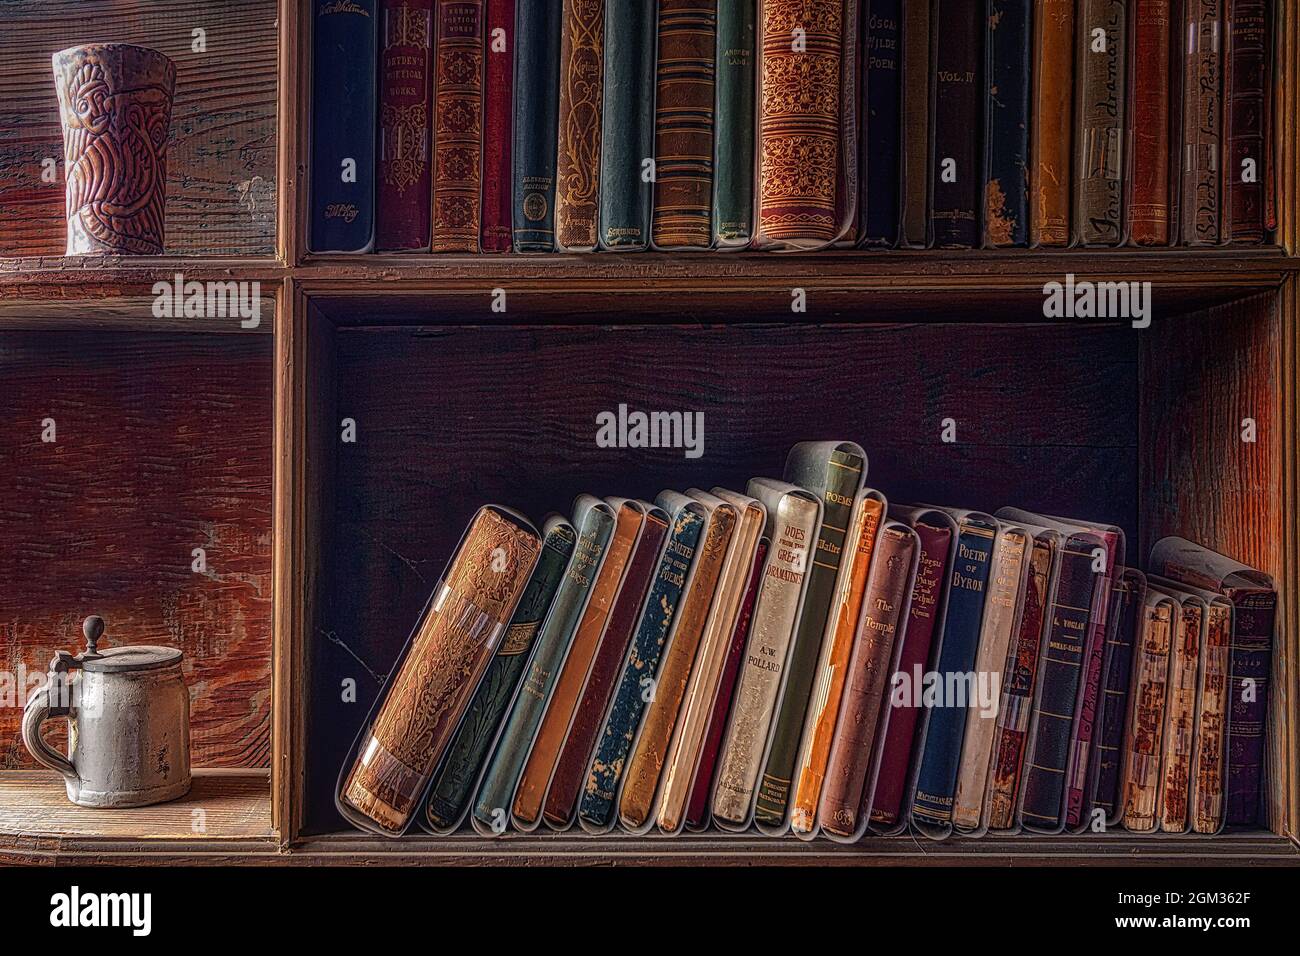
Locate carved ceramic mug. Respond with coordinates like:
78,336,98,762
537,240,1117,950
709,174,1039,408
52,43,176,255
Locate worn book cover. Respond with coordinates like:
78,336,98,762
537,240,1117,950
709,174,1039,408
1121,591,1176,830
1146,580,1204,833
1181,0,1224,244
377,0,434,251
597,0,657,251
1087,568,1146,825
713,0,758,247
1029,0,1075,246
929,0,983,248
898,0,931,246
512,0,563,251
430,0,485,251
858,0,902,247
1128,0,1175,245
1074,0,1128,246
983,0,1032,247
480,0,515,252
1225,0,1270,243
555,0,606,251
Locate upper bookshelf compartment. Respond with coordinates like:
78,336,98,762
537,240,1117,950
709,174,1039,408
0,0,279,267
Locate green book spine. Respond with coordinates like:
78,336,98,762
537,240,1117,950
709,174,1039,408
754,446,866,826
598,0,658,250
422,517,576,830
713,0,757,246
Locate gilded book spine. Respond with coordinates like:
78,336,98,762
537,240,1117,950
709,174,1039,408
1121,597,1174,831
1191,603,1231,832
1223,589,1276,825
554,0,606,251
512,0,563,251
713,0,757,245
929,0,982,248
1030,0,1075,246
430,0,485,252
340,508,541,834
1158,602,1202,831
376,0,434,251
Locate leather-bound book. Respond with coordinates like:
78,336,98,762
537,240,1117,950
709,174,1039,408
819,523,919,838
952,527,1030,833
652,0,719,249
910,511,997,832
983,0,1032,247
337,507,541,835
656,489,764,832
422,515,575,832
480,0,515,252
754,442,867,829
1147,582,1203,833
512,0,563,251
929,0,982,248
310,0,377,253
833,0,862,245
1015,532,1104,831
618,496,737,831
789,491,886,835
1074,0,1128,246
869,510,954,830
1225,0,1269,243
1086,568,1145,825
1190,590,1231,833
711,480,822,828
756,0,843,247
1121,591,1175,830
985,530,1058,830
1181,0,1224,244
542,504,669,828
713,0,758,247
859,0,902,247
597,0,658,250
511,500,645,829
685,539,767,829
578,494,707,830
554,0,606,251
377,0,434,251
472,497,615,831
430,0,485,252
1029,0,1075,247
898,0,930,247
1129,0,1175,245
1151,536,1276,826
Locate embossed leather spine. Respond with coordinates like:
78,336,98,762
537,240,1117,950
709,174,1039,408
1181,0,1223,244
1157,598,1202,832
1087,568,1144,824
985,532,1057,830
472,498,614,830
377,0,434,251
1225,0,1268,243
511,502,644,828
512,0,563,250
930,0,982,248
597,0,658,250
310,0,377,253
983,0,1032,247
869,515,954,829
789,492,885,834
430,0,485,251
480,0,515,251
1121,594,1174,830
422,516,575,831
652,0,719,249
1075,0,1127,246
859,0,902,246
1191,598,1231,832
1029,0,1075,246
756,0,843,247
554,0,606,251
338,507,541,835
542,506,669,828
754,443,866,828
1128,0,1175,245
579,496,707,830
898,0,930,246
819,523,918,838
618,500,736,831
910,516,997,831
713,0,758,247
1221,588,1276,824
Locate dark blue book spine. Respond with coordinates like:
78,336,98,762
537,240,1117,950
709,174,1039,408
983,0,1031,246
512,0,563,251
309,0,377,252
598,0,658,250
910,521,996,827
859,0,902,246
1089,570,1143,820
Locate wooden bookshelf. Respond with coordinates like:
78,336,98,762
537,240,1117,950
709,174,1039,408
0,0,1297,864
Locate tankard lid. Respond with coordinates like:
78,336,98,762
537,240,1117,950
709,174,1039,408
81,645,183,673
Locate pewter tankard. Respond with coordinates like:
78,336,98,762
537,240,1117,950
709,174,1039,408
22,616,191,808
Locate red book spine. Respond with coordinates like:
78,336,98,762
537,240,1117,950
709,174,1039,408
431,0,485,252
1129,1,1174,245
377,0,435,251
480,0,515,251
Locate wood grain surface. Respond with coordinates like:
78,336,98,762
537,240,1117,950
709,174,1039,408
0,0,277,257
0,330,273,769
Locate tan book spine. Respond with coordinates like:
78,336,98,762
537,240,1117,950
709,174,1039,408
1030,0,1076,246
554,0,605,250
510,502,642,826
1121,596,1175,830
1191,602,1231,832
952,528,1029,831
617,502,737,830
656,491,765,831
788,493,884,833
1158,601,1202,832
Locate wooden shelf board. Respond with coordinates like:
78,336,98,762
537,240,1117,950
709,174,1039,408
0,256,289,293
0,296,275,333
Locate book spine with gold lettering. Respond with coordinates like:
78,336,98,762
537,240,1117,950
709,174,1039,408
554,0,606,251
420,515,575,832
376,0,434,251
336,506,541,836
1191,597,1232,833
1120,592,1176,831
430,0,485,252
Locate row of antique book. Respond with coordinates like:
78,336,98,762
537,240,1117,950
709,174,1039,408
335,441,1277,839
309,0,1277,255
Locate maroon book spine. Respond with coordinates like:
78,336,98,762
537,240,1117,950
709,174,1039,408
1226,0,1269,243
868,519,953,827
1128,1,1174,245
480,0,515,251
376,0,435,251
685,541,767,829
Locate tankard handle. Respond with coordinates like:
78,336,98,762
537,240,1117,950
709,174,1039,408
21,670,76,782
